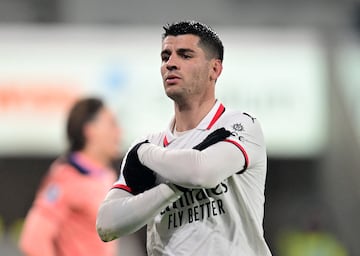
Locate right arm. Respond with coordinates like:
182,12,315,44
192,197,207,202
96,183,182,242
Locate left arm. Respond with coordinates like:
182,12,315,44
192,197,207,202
138,141,245,189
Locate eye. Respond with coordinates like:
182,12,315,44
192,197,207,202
181,54,192,59
161,54,169,62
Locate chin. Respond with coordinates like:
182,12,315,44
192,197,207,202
165,89,182,101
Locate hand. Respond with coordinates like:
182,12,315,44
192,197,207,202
122,140,156,195
193,127,231,151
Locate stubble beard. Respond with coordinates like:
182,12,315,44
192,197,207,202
165,87,188,107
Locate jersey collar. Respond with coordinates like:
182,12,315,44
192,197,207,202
197,100,225,130
68,152,111,177
163,100,225,147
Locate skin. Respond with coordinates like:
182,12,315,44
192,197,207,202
82,107,121,166
160,34,223,132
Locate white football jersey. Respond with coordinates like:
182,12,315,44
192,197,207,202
115,101,272,256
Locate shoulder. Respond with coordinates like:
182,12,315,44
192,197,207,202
49,157,87,179
41,158,87,197
34,160,74,207
131,131,165,147
216,109,265,148
222,108,257,120
221,109,262,130
47,158,75,180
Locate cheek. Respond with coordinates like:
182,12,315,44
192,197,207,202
160,64,166,77
98,125,119,145
191,66,209,84
108,126,120,144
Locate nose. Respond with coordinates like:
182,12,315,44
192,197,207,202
167,64,177,71
166,55,178,71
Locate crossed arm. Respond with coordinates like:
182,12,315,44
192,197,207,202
97,138,245,242
97,183,182,241
138,141,245,188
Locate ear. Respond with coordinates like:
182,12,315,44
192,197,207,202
209,59,223,82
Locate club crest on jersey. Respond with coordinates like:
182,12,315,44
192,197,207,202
232,123,244,132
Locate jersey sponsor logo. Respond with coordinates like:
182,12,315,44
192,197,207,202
160,182,229,229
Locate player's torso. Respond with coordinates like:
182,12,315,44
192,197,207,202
145,111,269,256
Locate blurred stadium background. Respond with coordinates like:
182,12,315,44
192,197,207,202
0,0,359,255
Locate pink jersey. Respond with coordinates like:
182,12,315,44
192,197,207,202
19,153,117,256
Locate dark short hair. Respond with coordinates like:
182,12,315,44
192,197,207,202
162,20,224,61
66,98,104,152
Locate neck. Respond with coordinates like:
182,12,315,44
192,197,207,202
173,97,216,132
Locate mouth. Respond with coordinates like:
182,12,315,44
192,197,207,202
165,74,181,84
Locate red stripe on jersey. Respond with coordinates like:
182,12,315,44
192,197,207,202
206,103,225,130
163,136,169,147
112,184,132,193
224,139,249,173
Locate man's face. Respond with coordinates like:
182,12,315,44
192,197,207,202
160,34,215,102
86,107,121,161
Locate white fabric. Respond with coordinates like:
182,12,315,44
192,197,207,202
103,101,272,256
138,141,245,188
96,184,182,241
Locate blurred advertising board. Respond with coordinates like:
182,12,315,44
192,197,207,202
0,26,327,157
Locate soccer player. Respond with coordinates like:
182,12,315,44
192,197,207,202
19,98,120,256
97,21,272,256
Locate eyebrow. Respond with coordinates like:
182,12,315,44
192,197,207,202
161,48,196,56
161,49,171,56
177,48,195,55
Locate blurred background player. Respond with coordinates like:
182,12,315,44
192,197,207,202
19,97,120,256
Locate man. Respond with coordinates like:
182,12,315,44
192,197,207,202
20,98,120,256
97,21,272,256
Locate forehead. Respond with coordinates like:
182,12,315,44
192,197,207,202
161,34,201,51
